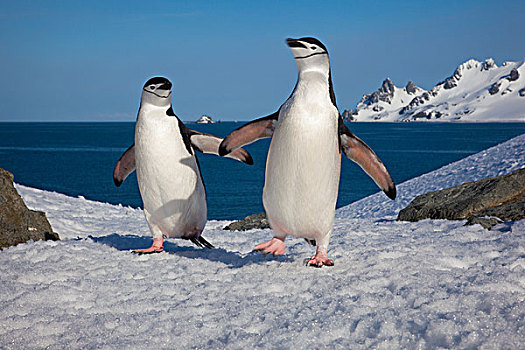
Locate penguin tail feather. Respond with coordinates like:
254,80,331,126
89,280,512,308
304,238,316,246
190,236,215,249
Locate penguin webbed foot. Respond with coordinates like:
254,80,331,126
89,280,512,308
253,237,286,256
304,245,334,267
132,237,164,255
304,256,334,268
132,248,164,255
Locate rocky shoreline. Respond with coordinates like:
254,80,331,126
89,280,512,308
0,168,59,249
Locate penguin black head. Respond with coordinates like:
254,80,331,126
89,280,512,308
286,37,328,55
286,37,330,71
287,37,336,106
141,77,172,106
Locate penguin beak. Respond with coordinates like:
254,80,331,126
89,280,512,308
286,38,307,49
158,81,172,90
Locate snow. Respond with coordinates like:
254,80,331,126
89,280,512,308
196,115,215,124
351,58,525,122
1,134,525,349
352,80,425,121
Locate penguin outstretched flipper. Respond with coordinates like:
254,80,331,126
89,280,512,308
338,117,396,200
218,112,279,156
219,37,396,267
113,144,136,187
187,129,253,165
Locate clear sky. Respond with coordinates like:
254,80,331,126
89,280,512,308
1,0,524,122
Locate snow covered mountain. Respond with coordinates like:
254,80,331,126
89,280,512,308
344,58,525,122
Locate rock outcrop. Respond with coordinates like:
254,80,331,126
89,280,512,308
397,168,525,229
507,68,519,82
196,115,215,124
405,81,418,94
223,213,270,231
0,168,59,249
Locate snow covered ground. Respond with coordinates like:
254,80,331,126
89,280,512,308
1,134,524,349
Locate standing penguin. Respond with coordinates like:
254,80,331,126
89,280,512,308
219,38,396,267
114,77,253,254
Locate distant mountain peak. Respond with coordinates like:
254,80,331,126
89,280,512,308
481,58,497,71
344,58,525,122
406,81,418,94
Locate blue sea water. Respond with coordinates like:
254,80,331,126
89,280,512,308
0,122,523,220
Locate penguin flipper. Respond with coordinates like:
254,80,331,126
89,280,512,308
338,118,396,200
113,144,136,187
188,130,254,165
218,111,279,156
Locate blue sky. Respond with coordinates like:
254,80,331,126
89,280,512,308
1,0,524,122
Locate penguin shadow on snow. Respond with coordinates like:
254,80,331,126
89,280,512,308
101,155,289,267
89,233,293,268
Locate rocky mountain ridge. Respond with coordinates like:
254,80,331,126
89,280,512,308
344,58,525,122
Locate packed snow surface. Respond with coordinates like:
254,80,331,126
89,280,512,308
1,134,525,349
349,58,525,122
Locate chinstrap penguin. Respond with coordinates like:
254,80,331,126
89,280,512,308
219,37,396,267
114,77,253,254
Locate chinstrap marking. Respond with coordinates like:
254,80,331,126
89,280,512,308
295,52,328,60
143,89,172,99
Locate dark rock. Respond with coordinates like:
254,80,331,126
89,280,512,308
223,212,270,231
0,168,59,249
473,195,524,221
489,81,501,95
465,217,502,230
441,67,462,90
481,59,496,71
506,68,519,82
400,92,431,114
465,197,525,229
406,81,417,94
412,112,430,120
375,78,396,103
380,78,395,93
397,168,525,229
342,109,356,121
501,88,513,95
443,80,457,90
359,78,396,107
411,111,441,120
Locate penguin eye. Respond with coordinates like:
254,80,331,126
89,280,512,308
311,46,317,50
150,85,155,90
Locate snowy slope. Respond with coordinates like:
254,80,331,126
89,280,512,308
345,58,525,122
1,134,524,349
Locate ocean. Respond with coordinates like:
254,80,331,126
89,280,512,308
0,122,523,220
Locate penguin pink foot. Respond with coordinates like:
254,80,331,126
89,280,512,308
133,237,164,254
254,237,286,256
305,247,334,267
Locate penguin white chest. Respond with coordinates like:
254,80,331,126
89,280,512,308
134,107,206,237
263,78,341,239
